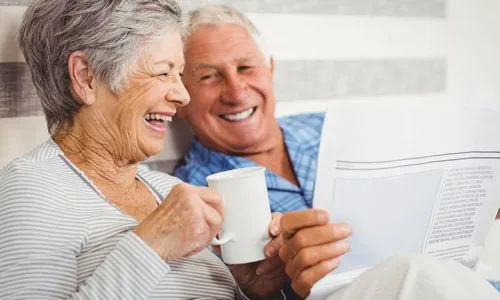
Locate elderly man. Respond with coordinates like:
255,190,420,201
175,5,323,213
174,5,500,299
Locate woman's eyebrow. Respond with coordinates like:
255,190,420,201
153,59,174,68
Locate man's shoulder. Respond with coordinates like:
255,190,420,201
279,112,325,145
174,140,228,186
278,112,325,129
174,159,212,186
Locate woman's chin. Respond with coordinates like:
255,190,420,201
139,140,165,160
146,147,165,159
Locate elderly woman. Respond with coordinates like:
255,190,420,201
0,0,287,299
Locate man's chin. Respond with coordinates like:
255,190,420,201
223,139,273,155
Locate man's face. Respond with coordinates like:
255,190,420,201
180,24,278,155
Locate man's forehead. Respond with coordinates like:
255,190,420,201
191,56,259,70
185,25,257,52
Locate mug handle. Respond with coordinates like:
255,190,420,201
211,232,235,246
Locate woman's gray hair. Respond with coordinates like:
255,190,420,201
186,5,271,63
19,0,185,134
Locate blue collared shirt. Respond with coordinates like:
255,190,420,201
175,112,325,213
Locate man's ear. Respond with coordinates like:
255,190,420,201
68,51,97,106
269,56,275,74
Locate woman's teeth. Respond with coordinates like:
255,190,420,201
144,113,172,122
221,108,256,121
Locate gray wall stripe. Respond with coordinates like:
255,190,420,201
0,62,42,118
274,58,446,102
181,0,446,18
0,0,30,5
2,0,446,17
0,59,445,118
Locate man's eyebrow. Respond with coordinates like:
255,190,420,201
193,63,216,70
235,56,254,64
191,56,258,71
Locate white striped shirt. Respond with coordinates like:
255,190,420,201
0,139,248,299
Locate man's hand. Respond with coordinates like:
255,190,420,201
279,209,353,298
230,213,289,299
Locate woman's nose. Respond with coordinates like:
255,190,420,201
166,79,190,108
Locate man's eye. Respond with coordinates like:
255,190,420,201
200,74,212,81
238,66,252,72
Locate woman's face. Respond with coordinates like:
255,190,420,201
90,31,189,162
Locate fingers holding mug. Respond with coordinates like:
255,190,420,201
195,186,225,239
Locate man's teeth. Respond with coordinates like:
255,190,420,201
144,113,172,122
221,108,255,121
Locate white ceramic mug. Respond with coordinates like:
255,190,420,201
207,167,272,264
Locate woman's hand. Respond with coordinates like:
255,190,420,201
279,209,353,298
134,183,224,261
229,213,289,299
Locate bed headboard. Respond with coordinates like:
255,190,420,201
0,0,449,173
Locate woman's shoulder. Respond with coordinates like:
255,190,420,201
0,142,74,210
0,139,61,177
1,141,66,182
0,156,87,255
0,158,67,200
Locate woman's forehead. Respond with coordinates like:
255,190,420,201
143,33,184,63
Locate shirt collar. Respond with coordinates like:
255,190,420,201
190,138,301,192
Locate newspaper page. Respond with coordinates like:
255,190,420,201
310,100,500,299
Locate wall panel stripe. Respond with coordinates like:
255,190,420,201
274,58,445,101
0,62,41,118
1,12,448,63
181,0,446,18
2,0,447,17
0,0,30,5
0,5,25,63
248,14,447,60
0,58,445,118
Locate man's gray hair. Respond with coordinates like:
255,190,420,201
18,0,185,134
186,5,271,63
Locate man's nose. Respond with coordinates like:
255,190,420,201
220,74,248,104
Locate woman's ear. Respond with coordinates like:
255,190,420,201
68,51,97,105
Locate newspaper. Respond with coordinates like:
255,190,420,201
310,100,500,299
